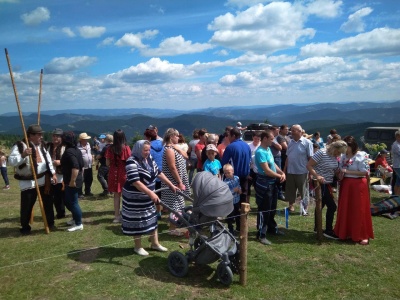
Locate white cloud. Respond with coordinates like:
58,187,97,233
62,27,75,37
110,57,194,84
20,7,50,26
115,30,158,50
283,56,345,74
301,28,400,57
305,0,342,18
142,35,213,56
340,7,373,33
208,2,315,53
78,26,106,38
98,37,115,47
44,56,97,74
220,71,258,86
215,49,229,56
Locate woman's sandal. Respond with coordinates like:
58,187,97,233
359,239,369,245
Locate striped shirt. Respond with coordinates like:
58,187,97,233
311,149,339,183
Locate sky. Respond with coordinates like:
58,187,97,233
0,0,400,114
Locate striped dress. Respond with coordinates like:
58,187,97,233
161,145,190,211
121,155,159,236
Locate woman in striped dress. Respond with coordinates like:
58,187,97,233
161,128,190,236
122,140,178,256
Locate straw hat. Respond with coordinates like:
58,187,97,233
79,132,91,140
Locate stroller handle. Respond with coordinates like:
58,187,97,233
154,187,194,203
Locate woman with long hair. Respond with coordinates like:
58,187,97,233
161,128,190,236
334,136,374,245
106,129,131,223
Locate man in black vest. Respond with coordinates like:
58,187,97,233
8,124,58,234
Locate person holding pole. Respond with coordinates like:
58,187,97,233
8,124,57,234
306,140,347,239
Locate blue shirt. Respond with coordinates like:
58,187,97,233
224,175,241,204
255,146,276,176
221,139,251,178
203,159,222,175
286,137,314,174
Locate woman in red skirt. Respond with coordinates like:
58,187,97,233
334,136,374,245
106,129,131,223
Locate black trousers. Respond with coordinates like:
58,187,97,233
21,186,54,232
50,183,65,218
314,183,336,231
78,167,93,195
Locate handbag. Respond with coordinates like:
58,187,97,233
335,168,345,181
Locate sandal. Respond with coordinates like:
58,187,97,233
168,229,184,237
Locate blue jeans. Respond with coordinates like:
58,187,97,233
255,176,278,237
64,186,82,226
1,167,9,186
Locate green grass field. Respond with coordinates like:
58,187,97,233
0,166,399,300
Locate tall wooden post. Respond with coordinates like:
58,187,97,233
313,179,323,244
239,202,250,286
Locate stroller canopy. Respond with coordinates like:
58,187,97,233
191,172,233,218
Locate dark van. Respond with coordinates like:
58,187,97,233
242,123,272,142
363,127,399,150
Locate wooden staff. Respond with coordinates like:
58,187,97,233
239,202,250,286
5,48,50,234
37,69,43,125
30,69,44,224
313,179,323,244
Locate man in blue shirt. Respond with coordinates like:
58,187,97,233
255,130,286,245
221,128,251,204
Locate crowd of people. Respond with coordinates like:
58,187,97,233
4,122,400,253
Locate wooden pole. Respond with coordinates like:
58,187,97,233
239,202,250,286
37,69,43,125
313,179,323,244
5,48,50,234
30,69,44,225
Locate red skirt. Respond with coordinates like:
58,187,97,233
334,177,374,242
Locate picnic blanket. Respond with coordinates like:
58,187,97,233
370,195,400,216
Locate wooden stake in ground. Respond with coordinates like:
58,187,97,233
239,202,250,286
5,48,50,234
313,179,323,244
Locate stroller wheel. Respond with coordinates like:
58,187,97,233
217,262,233,286
168,251,189,278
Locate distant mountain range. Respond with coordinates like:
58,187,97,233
1,101,399,142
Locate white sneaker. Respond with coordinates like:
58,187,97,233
67,224,83,232
66,219,75,226
134,248,149,256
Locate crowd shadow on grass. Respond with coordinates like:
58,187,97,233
67,246,136,267
136,256,228,288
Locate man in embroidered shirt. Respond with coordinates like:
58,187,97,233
8,124,57,234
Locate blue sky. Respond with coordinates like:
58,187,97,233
1,0,399,114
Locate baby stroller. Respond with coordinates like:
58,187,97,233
158,171,240,286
